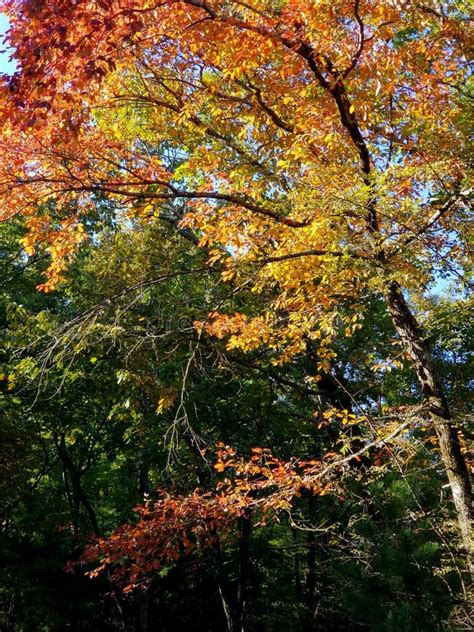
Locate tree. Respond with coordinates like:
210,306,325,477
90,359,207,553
0,0,471,567
1,204,471,629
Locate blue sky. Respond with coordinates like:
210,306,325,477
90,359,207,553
0,14,15,74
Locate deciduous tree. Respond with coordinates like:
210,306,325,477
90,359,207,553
0,0,471,565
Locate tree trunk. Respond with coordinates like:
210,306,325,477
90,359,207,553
385,281,472,567
137,595,149,632
211,535,234,632
292,528,303,603
235,514,251,632
305,495,317,625
57,433,100,536
56,434,129,630
137,462,150,632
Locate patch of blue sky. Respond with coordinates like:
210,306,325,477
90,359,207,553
0,14,15,75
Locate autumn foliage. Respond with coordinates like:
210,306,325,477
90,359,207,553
0,0,471,616
81,445,335,592
0,1,470,305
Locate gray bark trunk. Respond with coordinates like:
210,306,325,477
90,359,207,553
385,281,472,570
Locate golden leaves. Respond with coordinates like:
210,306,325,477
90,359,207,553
203,312,271,352
156,388,177,415
0,0,469,349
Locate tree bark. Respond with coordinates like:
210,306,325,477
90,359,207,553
292,29,471,568
137,594,149,632
305,495,317,626
292,528,303,603
211,535,234,632
57,433,100,536
137,462,150,632
235,514,251,632
385,281,472,568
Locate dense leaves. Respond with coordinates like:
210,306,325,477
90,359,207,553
0,1,472,631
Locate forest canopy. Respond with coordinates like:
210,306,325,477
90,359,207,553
0,1,472,630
